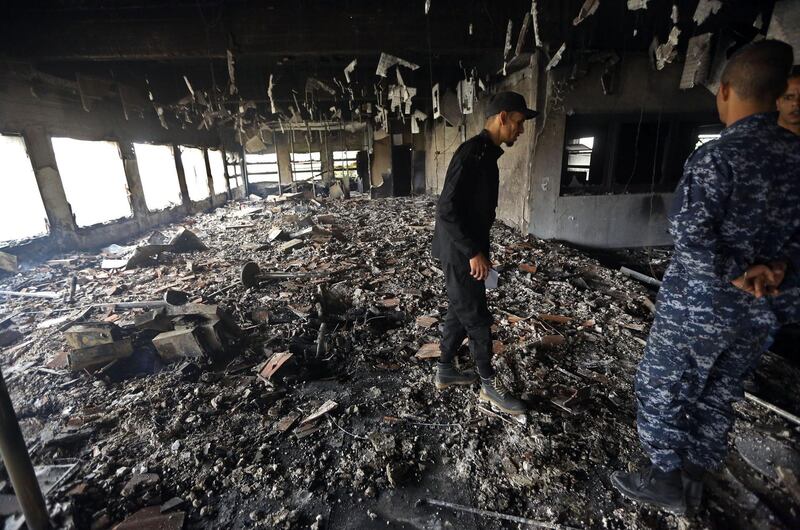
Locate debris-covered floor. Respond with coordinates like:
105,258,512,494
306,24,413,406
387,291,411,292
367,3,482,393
1,195,799,529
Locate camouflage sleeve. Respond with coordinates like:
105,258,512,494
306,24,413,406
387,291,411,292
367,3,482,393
669,148,745,282
783,232,800,280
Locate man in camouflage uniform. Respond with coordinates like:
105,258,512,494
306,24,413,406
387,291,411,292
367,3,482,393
777,67,800,135
611,40,800,515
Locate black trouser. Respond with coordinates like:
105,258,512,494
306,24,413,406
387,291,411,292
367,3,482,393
439,260,495,379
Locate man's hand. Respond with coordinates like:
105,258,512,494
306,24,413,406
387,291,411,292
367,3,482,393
731,264,778,298
469,253,492,281
768,260,788,293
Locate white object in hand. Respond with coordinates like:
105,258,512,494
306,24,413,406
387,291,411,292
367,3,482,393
485,269,499,289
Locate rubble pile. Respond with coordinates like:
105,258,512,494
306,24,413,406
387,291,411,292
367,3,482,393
1,195,799,529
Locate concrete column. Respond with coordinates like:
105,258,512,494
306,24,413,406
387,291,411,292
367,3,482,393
275,133,293,187
239,145,250,196
118,142,149,219
172,144,191,206
371,136,392,188
320,132,334,187
22,127,77,243
202,148,217,204
220,147,233,198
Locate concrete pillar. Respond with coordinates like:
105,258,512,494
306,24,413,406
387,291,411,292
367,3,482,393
118,142,149,219
22,127,77,243
220,147,233,199
238,145,250,196
202,149,217,204
320,132,334,187
371,136,392,188
172,144,191,206
275,133,293,187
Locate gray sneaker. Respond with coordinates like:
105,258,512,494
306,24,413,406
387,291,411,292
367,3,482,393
435,362,478,389
479,376,526,415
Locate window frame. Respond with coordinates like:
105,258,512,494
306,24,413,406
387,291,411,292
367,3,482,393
559,112,721,197
178,145,211,201
51,136,134,227
245,152,280,183
332,150,360,180
290,151,322,182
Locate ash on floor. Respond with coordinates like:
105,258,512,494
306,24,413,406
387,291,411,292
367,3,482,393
1,195,798,529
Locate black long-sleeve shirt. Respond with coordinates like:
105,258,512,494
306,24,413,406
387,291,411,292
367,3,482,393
432,130,504,265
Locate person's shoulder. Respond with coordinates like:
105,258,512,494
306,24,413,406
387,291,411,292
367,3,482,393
685,138,725,170
454,134,484,156
771,126,800,156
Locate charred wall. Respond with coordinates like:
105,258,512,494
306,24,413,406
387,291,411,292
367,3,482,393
424,58,538,231
0,69,228,259
528,53,717,248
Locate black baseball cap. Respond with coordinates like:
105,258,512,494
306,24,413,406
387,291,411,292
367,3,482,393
485,91,538,120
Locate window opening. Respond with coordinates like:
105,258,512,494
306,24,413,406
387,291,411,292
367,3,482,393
0,134,49,242
51,137,132,227
133,143,182,211
225,152,242,189
564,137,595,187
179,146,210,201
333,150,359,180
695,133,721,149
207,149,227,194
245,152,279,183
290,152,321,181
560,113,719,196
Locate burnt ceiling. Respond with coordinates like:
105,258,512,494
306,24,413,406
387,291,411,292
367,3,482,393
0,0,779,131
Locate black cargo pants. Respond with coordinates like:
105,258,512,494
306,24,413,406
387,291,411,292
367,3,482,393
439,260,495,378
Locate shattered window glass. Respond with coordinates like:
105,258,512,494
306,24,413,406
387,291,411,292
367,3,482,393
0,133,49,242
133,143,182,211
179,146,210,201
290,152,322,182
246,152,279,183
51,137,133,227
333,150,359,179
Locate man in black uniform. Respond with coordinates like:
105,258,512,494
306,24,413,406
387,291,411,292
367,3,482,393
431,91,537,415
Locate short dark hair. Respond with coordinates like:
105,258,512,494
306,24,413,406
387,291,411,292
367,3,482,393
720,40,794,102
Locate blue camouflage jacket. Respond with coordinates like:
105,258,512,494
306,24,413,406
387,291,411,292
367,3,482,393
669,112,800,289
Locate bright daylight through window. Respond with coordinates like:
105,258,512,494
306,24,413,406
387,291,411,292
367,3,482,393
333,150,359,179
245,152,279,183
51,137,132,227
290,152,321,181
208,149,227,195
133,143,182,211
0,134,49,243
179,146,210,201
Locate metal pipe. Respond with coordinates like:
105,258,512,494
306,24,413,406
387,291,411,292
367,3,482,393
423,498,578,529
745,391,800,426
0,367,51,529
0,290,62,300
619,266,663,288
